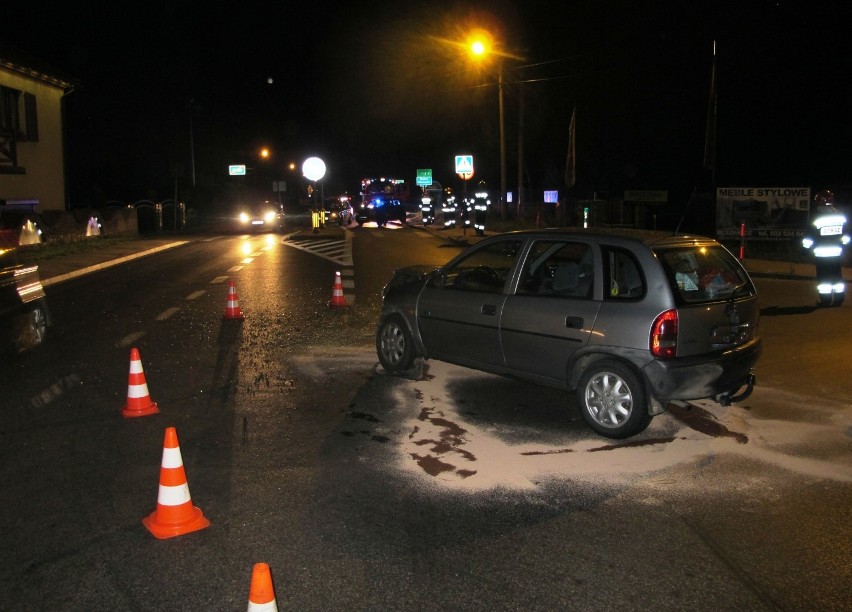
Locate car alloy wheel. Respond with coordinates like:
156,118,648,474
577,360,651,438
376,315,414,373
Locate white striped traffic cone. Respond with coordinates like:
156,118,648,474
142,427,210,539
328,271,348,308
224,280,245,319
247,563,279,611
121,348,160,418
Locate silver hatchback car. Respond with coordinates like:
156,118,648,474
376,229,761,438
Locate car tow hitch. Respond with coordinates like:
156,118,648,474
715,372,756,406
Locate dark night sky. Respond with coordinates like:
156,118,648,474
3,0,850,213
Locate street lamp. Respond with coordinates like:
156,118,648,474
467,31,508,220
302,156,327,231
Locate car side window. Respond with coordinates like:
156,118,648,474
441,239,523,293
517,241,593,298
604,248,644,299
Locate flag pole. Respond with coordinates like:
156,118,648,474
703,40,718,189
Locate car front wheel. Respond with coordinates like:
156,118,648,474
576,360,651,438
376,315,415,373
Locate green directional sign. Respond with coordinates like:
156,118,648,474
416,168,432,187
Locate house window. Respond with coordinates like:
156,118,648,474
0,86,38,142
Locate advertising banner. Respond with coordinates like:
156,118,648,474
716,187,810,241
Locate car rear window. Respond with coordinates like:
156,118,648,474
655,245,754,303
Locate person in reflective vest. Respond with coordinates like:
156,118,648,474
473,181,490,236
460,196,473,229
442,194,457,229
420,195,434,225
802,190,849,306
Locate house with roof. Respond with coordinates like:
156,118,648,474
0,42,76,213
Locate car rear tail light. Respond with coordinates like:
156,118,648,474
651,309,678,358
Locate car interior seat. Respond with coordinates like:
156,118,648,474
552,261,581,295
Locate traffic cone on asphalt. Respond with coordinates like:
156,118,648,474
121,348,160,418
247,563,279,611
142,426,210,539
223,280,245,320
329,270,348,308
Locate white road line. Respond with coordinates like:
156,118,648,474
116,331,146,348
185,290,206,300
241,257,254,264
42,241,189,287
229,266,243,272
283,238,352,266
210,276,229,284
155,307,180,321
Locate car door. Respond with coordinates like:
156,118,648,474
500,239,601,384
417,237,524,369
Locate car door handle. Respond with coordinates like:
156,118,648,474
481,304,497,316
565,316,584,329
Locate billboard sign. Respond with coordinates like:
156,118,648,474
716,186,810,241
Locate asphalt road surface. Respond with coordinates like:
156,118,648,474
0,228,849,610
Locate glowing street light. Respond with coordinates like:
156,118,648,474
465,30,507,220
302,157,327,229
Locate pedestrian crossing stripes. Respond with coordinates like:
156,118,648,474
283,235,352,266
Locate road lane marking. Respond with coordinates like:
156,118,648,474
41,241,189,287
241,257,254,264
211,276,229,284
283,237,351,266
155,307,180,320
185,290,206,300
116,331,146,348
228,266,243,272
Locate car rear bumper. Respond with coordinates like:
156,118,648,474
642,338,762,402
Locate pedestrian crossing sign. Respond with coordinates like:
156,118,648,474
454,155,474,174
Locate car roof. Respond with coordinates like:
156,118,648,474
496,228,720,249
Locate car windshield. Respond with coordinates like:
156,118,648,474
655,245,753,303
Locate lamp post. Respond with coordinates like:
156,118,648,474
302,156,327,233
468,33,508,220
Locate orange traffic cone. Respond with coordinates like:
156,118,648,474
142,426,210,539
329,270,348,308
121,348,160,418
223,280,245,319
247,563,278,611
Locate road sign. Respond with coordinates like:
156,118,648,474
454,155,473,174
416,169,432,187
229,164,246,176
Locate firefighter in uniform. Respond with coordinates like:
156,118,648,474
460,194,472,230
420,194,434,225
473,181,490,236
442,189,457,229
802,189,850,306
